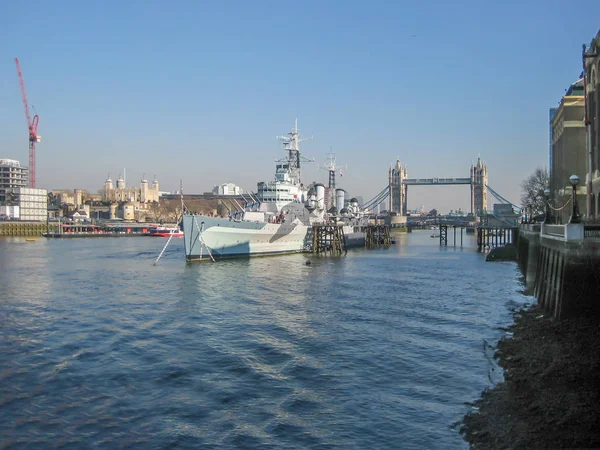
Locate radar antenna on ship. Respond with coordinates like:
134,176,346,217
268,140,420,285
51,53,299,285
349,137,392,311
320,148,347,211
275,119,314,184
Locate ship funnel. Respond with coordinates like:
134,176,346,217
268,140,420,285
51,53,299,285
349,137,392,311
335,188,345,213
315,183,325,211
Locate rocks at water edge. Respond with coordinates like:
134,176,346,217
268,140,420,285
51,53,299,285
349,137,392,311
486,244,517,262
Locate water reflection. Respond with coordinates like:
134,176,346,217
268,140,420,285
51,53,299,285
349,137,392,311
0,235,530,449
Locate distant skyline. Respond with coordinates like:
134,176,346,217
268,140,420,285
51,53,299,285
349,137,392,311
2,1,599,213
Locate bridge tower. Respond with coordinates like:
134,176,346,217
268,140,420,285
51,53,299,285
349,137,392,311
389,158,408,214
470,157,488,216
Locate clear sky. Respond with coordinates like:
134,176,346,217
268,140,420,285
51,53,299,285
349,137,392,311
1,1,599,213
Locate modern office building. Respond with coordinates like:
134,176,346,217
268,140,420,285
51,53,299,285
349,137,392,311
4,187,48,221
0,159,28,205
0,159,46,220
212,182,244,195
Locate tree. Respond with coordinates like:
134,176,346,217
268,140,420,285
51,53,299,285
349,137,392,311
161,199,183,223
147,201,168,223
520,167,549,217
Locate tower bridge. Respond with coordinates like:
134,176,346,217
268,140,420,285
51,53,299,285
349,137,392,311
388,157,488,218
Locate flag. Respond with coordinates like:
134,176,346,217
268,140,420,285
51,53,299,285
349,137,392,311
340,169,343,177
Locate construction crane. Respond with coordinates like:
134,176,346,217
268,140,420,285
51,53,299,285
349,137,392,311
15,58,41,188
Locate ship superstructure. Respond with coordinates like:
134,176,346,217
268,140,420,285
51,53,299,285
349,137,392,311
255,119,314,213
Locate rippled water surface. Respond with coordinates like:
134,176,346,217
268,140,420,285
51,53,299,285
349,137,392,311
0,232,529,449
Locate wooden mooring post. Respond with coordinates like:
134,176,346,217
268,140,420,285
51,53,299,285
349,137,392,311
365,225,391,248
312,224,347,255
477,227,518,251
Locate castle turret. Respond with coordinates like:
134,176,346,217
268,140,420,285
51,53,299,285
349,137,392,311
116,174,125,190
74,189,84,206
103,174,114,202
104,174,113,191
140,175,149,203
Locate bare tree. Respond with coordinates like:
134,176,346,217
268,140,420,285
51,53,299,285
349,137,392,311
520,167,549,216
147,201,168,223
157,199,184,223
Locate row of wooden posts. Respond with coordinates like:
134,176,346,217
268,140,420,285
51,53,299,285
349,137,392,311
435,224,517,251
311,224,391,255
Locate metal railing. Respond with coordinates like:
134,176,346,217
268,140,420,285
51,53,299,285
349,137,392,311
529,222,600,240
584,225,600,238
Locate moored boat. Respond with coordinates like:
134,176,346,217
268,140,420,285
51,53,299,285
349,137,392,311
147,226,184,238
182,121,368,261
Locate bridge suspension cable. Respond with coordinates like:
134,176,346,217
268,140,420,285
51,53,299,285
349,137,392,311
360,186,390,211
486,185,521,214
357,184,518,216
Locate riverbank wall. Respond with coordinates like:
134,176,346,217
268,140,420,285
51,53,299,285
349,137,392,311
517,224,600,319
0,221,49,236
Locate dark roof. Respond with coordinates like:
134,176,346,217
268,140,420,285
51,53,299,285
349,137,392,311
565,78,584,96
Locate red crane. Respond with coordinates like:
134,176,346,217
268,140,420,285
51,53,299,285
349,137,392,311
15,58,41,188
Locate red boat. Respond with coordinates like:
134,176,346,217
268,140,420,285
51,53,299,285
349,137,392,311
147,226,184,238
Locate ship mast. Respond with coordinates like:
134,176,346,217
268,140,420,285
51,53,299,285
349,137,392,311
276,119,313,184
321,149,345,211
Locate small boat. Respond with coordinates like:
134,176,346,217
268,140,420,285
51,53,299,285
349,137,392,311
25,237,36,242
147,226,184,238
430,234,440,238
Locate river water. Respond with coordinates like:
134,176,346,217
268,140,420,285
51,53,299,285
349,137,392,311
0,231,529,449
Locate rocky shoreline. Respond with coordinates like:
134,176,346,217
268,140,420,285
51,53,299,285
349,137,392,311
461,305,600,449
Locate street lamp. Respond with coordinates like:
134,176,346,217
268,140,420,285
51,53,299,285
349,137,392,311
569,174,580,224
544,188,551,223
527,202,533,223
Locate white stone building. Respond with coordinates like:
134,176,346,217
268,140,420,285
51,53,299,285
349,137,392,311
213,182,243,195
101,174,160,204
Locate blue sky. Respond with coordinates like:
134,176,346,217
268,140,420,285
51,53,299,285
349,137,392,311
1,1,599,212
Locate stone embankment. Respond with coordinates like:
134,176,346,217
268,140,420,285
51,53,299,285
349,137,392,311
0,221,47,236
485,243,517,261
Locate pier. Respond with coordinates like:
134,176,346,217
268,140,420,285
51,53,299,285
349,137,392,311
311,224,347,255
476,226,518,251
365,225,391,248
43,222,152,238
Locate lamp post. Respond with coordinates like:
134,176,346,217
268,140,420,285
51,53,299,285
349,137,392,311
527,202,533,223
544,188,551,223
569,174,580,223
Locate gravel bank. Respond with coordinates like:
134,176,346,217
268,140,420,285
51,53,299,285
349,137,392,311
462,305,600,449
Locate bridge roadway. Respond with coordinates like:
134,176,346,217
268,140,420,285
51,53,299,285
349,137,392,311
368,214,475,226
402,177,472,185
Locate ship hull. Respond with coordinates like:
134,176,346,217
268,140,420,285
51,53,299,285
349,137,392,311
182,215,309,261
182,214,365,261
